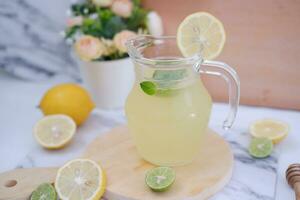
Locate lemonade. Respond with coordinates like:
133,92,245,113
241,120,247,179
125,65,212,166
125,12,240,165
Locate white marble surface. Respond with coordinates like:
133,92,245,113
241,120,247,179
0,72,299,199
0,0,77,80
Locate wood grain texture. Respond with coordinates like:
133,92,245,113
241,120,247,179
143,0,300,110
0,126,233,200
0,168,57,200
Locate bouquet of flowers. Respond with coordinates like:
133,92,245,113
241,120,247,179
64,0,163,61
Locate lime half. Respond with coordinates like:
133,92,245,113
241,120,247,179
145,167,176,192
248,138,273,158
30,183,56,200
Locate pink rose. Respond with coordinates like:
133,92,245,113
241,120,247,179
113,30,137,52
111,0,133,18
66,16,83,27
75,35,106,61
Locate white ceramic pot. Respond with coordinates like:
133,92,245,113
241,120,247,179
79,58,135,109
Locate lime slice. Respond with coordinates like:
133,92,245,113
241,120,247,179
248,138,273,158
177,12,226,59
30,183,56,200
145,167,176,192
33,114,76,149
250,119,289,144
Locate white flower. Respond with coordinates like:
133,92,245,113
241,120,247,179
83,8,89,14
147,11,164,37
74,35,106,61
66,16,83,27
92,0,113,7
113,30,137,53
111,0,133,18
89,13,98,20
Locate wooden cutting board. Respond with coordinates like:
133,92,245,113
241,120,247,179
0,126,233,200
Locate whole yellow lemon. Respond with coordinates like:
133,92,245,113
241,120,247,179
40,83,95,126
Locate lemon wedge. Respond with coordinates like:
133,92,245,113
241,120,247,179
55,159,106,200
33,114,76,149
177,12,226,59
250,119,289,144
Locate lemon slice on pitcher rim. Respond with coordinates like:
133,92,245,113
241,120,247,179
33,114,76,149
250,119,289,144
55,159,106,200
177,12,226,59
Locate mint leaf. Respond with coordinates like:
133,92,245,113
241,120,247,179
140,81,157,95
153,69,187,89
153,69,187,81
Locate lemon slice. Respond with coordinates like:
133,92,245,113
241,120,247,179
250,119,289,144
33,114,76,149
177,12,226,59
55,159,106,200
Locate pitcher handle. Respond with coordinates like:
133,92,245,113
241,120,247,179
194,60,240,129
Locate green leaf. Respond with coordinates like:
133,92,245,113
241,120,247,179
93,53,128,61
153,69,187,89
81,18,103,37
149,69,188,97
140,81,157,95
98,9,114,21
126,7,148,31
71,2,97,16
83,18,95,26
65,26,80,38
102,16,126,38
153,69,187,81
132,0,141,6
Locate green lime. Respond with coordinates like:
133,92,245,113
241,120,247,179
248,137,273,158
145,167,176,192
30,183,56,200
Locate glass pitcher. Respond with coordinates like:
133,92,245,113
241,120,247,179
125,36,240,166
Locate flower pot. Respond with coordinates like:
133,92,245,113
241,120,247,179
79,58,134,109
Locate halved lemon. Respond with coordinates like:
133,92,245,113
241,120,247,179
55,159,106,200
250,119,289,144
33,114,76,149
177,12,226,59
